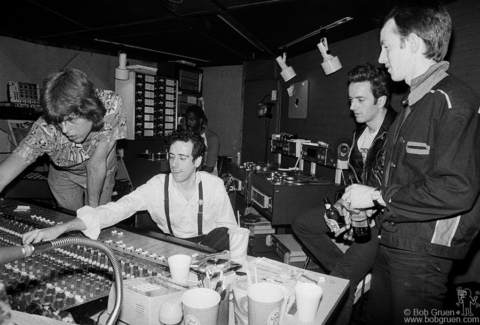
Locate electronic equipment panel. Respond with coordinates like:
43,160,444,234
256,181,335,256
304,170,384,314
116,70,178,140
7,81,40,105
271,139,311,158
250,171,344,225
133,74,178,138
157,77,178,137
178,68,202,94
228,163,249,198
302,143,336,167
0,198,212,322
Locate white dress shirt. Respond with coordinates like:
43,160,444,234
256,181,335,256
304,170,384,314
77,172,238,239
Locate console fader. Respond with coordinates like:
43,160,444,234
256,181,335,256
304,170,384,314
0,198,212,322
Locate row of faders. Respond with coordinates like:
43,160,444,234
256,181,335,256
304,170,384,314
134,73,178,138
0,207,172,322
0,214,114,321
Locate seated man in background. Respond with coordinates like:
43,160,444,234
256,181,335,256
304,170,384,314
22,129,238,251
185,105,220,174
0,68,126,211
292,63,397,325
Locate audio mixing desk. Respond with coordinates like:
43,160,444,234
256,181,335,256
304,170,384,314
0,198,214,323
1,198,350,325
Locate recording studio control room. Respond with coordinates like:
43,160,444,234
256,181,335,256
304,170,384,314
1,0,480,325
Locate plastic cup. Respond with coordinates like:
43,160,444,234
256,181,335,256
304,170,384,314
247,282,284,325
294,282,323,323
228,227,250,264
168,254,192,286
181,288,220,325
232,276,249,325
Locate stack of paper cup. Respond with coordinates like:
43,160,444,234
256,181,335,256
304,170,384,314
228,227,250,264
294,282,323,323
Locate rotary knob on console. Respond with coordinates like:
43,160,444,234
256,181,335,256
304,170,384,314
66,293,75,306
54,298,65,310
43,293,54,303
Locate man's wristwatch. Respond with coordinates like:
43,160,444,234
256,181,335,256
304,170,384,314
372,188,382,207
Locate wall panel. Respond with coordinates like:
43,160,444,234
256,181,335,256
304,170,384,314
202,65,244,158
277,0,480,153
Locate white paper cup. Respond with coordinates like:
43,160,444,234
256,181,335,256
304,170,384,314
294,282,323,323
228,227,250,264
168,254,192,286
247,282,284,325
182,288,220,325
232,276,249,325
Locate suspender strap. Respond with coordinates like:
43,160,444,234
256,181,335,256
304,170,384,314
164,175,175,237
198,181,203,236
164,175,204,237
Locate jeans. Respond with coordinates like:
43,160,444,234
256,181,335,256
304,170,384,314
367,244,453,325
292,207,379,325
48,162,116,211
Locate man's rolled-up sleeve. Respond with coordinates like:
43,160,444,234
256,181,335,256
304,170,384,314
77,206,102,240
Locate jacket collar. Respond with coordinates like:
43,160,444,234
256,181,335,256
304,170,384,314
379,107,398,134
408,61,450,107
355,106,398,140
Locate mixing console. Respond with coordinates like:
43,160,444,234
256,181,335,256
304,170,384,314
0,198,213,323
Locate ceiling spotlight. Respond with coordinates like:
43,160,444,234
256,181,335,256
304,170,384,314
276,52,296,82
317,37,342,75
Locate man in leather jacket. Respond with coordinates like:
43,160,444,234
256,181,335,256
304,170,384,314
342,3,480,324
292,63,397,325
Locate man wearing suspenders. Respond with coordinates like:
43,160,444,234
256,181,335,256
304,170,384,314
22,130,238,251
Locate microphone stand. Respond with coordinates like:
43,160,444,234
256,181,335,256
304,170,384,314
1,237,123,325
